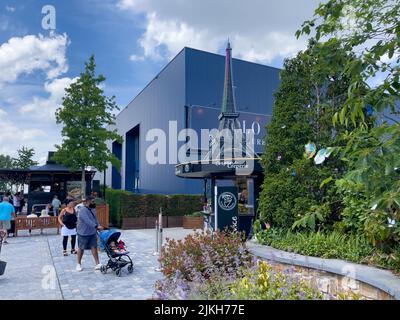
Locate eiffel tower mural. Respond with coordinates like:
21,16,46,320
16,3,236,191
218,40,240,130
206,41,257,163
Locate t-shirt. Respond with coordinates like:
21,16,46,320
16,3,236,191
0,201,15,221
75,203,84,216
13,196,21,207
52,199,61,209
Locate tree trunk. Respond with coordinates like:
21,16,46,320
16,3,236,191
81,167,86,198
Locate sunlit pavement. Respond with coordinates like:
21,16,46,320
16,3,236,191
0,228,195,300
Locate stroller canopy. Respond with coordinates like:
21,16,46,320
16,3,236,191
99,230,121,250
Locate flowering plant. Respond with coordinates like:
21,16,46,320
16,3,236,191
159,231,255,282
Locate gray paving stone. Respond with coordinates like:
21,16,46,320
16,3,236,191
0,228,195,300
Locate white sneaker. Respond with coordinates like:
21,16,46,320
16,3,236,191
76,264,82,272
94,264,102,270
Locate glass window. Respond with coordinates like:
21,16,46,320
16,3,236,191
236,177,254,215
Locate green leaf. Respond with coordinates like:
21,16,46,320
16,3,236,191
339,106,347,124
320,176,333,189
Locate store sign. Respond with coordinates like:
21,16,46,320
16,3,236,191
190,106,270,153
67,181,82,199
214,186,239,232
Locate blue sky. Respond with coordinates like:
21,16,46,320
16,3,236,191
0,0,319,163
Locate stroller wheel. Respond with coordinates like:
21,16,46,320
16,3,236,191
116,269,122,277
128,265,133,273
100,265,107,274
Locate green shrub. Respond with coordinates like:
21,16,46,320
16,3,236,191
105,188,133,226
229,261,323,300
185,211,204,217
255,228,400,273
105,188,203,227
166,195,204,216
159,231,254,281
256,229,374,264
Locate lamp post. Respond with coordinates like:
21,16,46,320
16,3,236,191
103,169,106,200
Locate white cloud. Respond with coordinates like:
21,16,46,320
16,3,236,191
0,105,62,161
5,6,15,12
129,54,145,61
19,77,78,121
118,0,319,64
0,33,69,86
0,108,7,117
0,107,47,157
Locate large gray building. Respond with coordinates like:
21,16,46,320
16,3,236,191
104,46,281,195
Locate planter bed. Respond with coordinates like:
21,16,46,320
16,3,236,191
183,216,204,229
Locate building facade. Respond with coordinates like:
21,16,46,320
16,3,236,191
104,47,281,195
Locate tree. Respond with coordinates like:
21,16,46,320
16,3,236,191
0,154,15,191
0,154,14,169
13,147,38,170
296,0,400,248
259,40,360,230
54,55,122,197
298,0,400,125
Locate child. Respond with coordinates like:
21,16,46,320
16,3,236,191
109,240,126,254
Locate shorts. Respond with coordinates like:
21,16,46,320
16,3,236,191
0,220,11,230
78,234,98,250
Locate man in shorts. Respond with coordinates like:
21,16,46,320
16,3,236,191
76,196,103,272
0,196,16,244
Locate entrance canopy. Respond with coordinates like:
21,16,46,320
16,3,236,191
175,157,263,179
0,169,28,185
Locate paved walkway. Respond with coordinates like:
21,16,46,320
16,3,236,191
0,228,195,300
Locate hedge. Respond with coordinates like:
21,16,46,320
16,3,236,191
105,188,204,227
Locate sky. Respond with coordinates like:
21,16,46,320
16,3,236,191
0,0,320,164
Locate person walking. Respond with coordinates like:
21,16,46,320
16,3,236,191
52,195,61,217
0,196,16,244
58,200,78,256
76,196,103,272
13,192,22,214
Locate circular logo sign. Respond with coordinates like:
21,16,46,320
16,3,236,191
218,192,237,211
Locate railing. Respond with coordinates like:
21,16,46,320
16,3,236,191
14,216,59,237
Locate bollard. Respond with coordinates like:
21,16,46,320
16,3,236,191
153,219,159,256
155,207,164,272
158,207,163,255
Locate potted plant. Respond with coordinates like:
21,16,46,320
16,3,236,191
183,211,204,229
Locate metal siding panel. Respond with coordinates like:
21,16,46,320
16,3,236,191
185,48,280,115
110,47,280,196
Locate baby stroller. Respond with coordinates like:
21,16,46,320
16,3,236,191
98,229,133,277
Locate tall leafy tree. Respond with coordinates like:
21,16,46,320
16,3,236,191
54,55,122,196
297,0,400,248
298,0,400,124
13,147,38,170
0,154,14,169
0,154,15,191
259,40,360,230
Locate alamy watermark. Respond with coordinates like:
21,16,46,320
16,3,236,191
41,265,57,290
145,121,257,175
41,5,56,32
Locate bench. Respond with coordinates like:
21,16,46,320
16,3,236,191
14,217,60,237
13,204,109,236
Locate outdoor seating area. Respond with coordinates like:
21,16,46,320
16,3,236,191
10,204,109,237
